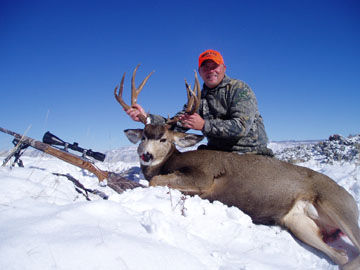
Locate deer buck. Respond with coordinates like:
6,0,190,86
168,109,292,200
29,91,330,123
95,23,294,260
114,65,360,269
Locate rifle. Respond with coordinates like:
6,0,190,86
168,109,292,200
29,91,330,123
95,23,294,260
43,131,106,162
0,127,144,194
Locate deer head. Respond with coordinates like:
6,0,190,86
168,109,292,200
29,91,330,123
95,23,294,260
115,65,204,167
124,125,203,167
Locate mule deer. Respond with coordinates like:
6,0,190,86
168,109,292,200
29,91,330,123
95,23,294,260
115,65,360,269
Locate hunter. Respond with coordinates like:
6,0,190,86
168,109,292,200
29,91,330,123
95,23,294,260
126,49,273,156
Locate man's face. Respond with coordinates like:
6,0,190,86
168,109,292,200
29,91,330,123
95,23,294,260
198,60,226,88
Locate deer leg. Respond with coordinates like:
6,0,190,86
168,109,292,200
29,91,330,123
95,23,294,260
282,200,348,266
149,171,212,196
342,255,360,270
317,200,360,251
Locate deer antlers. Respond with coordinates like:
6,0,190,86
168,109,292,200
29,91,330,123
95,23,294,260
166,70,201,125
114,64,154,124
115,65,201,126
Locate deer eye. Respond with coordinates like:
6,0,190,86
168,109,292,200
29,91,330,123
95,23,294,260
160,138,166,143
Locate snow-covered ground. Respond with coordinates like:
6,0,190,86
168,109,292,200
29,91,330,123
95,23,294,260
0,136,359,270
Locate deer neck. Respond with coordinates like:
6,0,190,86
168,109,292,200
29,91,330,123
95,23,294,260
141,145,180,181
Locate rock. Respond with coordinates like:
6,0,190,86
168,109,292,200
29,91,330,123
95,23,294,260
274,134,360,164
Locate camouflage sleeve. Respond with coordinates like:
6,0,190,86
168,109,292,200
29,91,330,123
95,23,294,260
202,82,257,139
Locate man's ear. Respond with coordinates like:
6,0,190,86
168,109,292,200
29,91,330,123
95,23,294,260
124,129,143,144
172,132,204,148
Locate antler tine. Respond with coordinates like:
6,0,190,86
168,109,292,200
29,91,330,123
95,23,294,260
131,64,154,106
184,79,196,114
115,65,153,125
114,72,131,110
194,70,201,102
185,70,201,114
165,71,201,126
185,80,191,101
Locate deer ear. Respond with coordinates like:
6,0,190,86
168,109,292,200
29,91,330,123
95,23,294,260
173,132,204,148
124,129,143,144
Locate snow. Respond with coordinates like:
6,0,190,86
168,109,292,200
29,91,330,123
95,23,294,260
0,140,359,270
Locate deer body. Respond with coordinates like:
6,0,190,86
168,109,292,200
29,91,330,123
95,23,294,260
117,66,360,269
151,149,355,224
125,125,360,269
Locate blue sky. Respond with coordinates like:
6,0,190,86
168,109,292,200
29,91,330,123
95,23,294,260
1,0,359,151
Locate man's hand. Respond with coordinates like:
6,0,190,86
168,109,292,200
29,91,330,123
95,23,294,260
125,104,147,122
179,113,205,131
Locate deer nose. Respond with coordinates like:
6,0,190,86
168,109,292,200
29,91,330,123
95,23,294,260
140,152,153,162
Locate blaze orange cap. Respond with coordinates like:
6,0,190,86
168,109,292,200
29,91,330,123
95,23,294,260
198,49,224,68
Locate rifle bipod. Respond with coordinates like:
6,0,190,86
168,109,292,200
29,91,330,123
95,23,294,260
2,139,29,168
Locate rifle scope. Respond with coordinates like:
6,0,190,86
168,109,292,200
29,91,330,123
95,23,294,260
42,131,106,162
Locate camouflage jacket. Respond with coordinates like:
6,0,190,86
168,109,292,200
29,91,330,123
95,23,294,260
149,75,270,154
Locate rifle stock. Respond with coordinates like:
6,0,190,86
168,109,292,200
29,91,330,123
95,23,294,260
44,146,109,182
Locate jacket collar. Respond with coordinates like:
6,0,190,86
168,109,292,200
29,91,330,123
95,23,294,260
202,74,231,97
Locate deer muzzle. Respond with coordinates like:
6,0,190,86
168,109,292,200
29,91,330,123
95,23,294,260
140,152,153,163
